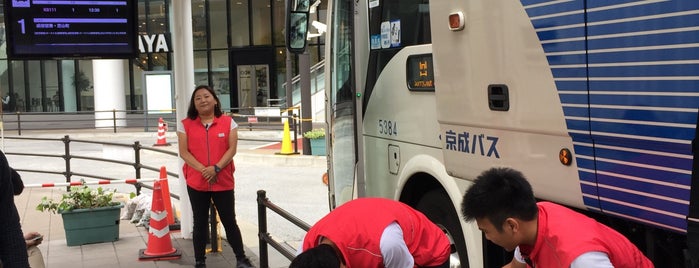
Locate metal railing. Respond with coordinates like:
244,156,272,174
0,108,294,135
257,190,310,268
4,135,179,196
0,109,176,135
2,115,299,195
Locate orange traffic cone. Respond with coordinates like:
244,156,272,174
276,119,295,155
138,180,181,261
153,118,171,146
158,166,178,230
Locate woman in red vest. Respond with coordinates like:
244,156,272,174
290,197,451,268
178,85,254,268
461,167,653,268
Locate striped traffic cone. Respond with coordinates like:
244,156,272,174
138,180,181,261
153,117,171,146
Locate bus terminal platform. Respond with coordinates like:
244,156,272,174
9,128,328,268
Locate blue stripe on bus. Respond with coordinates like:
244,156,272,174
594,147,692,171
587,48,699,63
562,106,589,118
569,132,592,141
576,154,594,164
565,119,591,132
537,27,585,42
587,2,699,21
583,195,602,210
586,0,652,9
598,187,687,217
575,157,595,171
588,32,699,51
598,199,687,232
555,80,588,90
524,0,581,18
579,173,596,185
594,162,690,188
558,93,588,104
520,0,554,7
580,183,597,195
573,143,594,156
593,137,690,155
589,94,699,109
552,67,588,78
547,54,587,65
592,64,699,77
587,15,699,36
588,64,699,77
594,157,691,185
588,108,697,125
596,173,690,203
589,80,699,92
590,121,694,140
542,40,585,53
596,166,690,192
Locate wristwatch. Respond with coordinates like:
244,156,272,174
213,165,221,173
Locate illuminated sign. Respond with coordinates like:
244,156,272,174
4,0,138,59
406,54,434,91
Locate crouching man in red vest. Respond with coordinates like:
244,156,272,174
461,167,653,268
290,197,451,268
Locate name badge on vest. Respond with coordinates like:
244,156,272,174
218,133,225,138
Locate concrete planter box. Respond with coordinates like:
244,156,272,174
61,204,124,246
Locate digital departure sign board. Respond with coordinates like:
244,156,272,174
4,0,138,59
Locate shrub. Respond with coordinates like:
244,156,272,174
303,128,326,139
36,182,120,214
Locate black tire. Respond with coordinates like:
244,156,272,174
416,189,468,268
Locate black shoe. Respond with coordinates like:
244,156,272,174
236,257,255,268
195,260,206,268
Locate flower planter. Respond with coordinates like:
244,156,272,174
61,204,124,246
310,138,326,156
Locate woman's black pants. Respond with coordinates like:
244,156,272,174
187,186,246,262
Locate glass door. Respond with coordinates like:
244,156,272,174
236,64,269,111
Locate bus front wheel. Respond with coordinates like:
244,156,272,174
416,189,468,268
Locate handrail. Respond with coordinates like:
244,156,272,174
257,190,311,268
0,108,293,135
3,123,297,199
3,135,179,196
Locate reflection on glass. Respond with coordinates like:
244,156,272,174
329,0,354,207
230,0,250,46
295,0,310,12
289,12,308,50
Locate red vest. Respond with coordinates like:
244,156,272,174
181,115,235,191
520,202,653,268
302,198,450,268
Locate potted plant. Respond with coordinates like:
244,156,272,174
36,182,124,246
303,128,326,156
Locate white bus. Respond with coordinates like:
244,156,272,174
289,0,698,267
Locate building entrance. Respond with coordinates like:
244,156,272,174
229,47,275,114
236,64,269,109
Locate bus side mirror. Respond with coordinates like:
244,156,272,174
287,0,310,54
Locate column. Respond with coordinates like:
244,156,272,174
172,0,195,238
92,59,126,128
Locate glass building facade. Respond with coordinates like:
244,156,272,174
0,0,325,114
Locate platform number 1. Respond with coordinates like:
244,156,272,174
17,19,25,34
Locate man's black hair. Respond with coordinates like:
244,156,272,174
461,167,538,231
289,244,341,268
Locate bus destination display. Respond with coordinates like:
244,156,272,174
4,0,138,59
